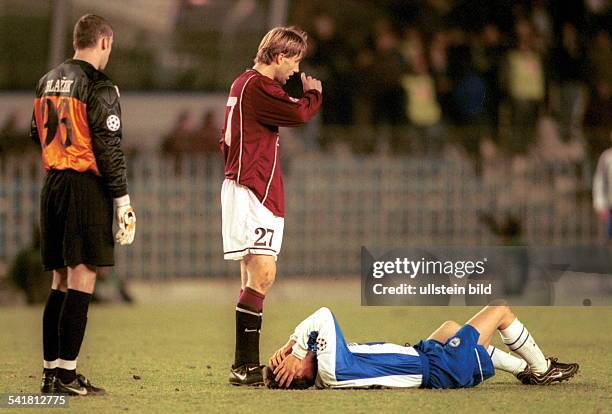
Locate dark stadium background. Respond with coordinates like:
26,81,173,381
0,1,610,413
1,0,610,286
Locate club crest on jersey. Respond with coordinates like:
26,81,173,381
106,115,121,131
449,337,461,347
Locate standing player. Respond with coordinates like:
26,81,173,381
220,26,323,385
31,14,136,396
265,304,579,389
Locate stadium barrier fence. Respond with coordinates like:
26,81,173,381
0,152,601,278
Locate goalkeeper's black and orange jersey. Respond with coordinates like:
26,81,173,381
30,59,128,198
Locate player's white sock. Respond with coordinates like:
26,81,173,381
487,345,527,375
499,318,549,373
43,359,59,369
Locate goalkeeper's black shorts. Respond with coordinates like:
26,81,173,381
40,169,114,271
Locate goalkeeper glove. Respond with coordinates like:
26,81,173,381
113,194,136,245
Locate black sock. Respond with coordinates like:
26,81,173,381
43,368,56,377
234,304,262,367
58,289,92,383
57,368,76,384
42,289,66,367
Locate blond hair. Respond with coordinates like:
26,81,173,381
254,26,308,65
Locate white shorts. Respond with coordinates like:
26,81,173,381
221,179,284,260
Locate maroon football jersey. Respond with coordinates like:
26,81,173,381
221,69,322,217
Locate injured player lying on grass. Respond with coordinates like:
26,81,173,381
263,303,579,389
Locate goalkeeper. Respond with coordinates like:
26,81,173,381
30,14,135,396
265,303,579,389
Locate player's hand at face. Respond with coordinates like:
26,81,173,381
301,72,322,94
269,347,285,368
273,354,303,388
269,339,295,368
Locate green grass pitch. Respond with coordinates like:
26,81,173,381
0,280,610,413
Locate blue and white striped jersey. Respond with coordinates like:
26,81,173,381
289,307,427,388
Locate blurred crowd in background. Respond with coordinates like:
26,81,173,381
1,0,610,169
289,0,611,165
